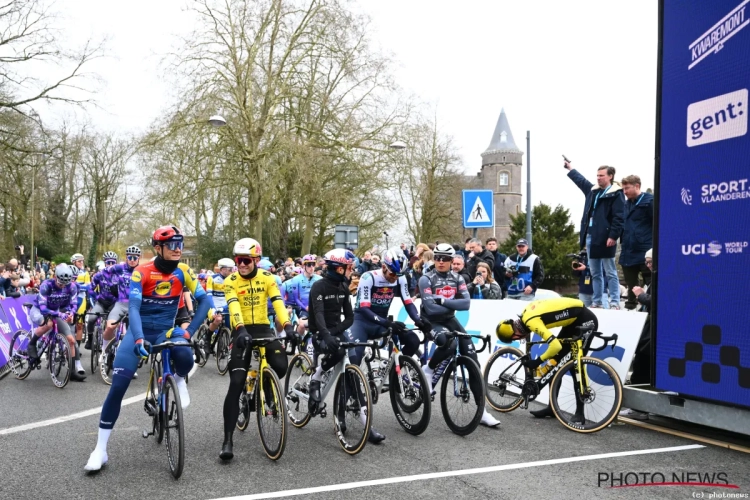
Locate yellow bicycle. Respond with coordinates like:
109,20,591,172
235,338,287,460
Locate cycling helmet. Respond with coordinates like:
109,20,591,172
257,259,274,271
54,263,73,285
433,243,455,258
323,248,355,269
233,238,262,257
70,253,85,263
496,319,528,343
382,248,407,275
198,273,207,280
218,258,234,269
152,225,183,245
301,253,316,264
126,245,141,256
103,251,118,262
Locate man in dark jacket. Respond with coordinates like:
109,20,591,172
464,238,495,280
485,237,508,297
503,239,544,300
565,161,625,309
618,175,653,310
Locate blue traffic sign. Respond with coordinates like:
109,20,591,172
463,190,494,228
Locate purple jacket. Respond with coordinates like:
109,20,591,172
34,279,78,316
109,263,136,303
91,268,118,304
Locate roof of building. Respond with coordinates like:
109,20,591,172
482,108,521,155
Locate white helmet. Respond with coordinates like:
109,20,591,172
70,253,85,263
233,238,262,257
218,258,234,269
382,248,407,275
434,243,455,258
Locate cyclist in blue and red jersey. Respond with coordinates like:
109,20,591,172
84,226,214,472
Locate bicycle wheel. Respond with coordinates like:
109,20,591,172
163,375,185,478
145,365,163,443
216,326,231,376
237,389,250,432
256,367,287,460
284,353,313,428
9,330,33,380
333,365,371,455
389,355,431,435
49,333,72,389
90,325,101,375
440,356,484,436
100,340,117,385
549,356,623,433
195,324,209,368
483,346,527,412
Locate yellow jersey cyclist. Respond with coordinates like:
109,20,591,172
219,237,294,461
496,297,598,422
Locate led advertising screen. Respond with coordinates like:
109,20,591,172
655,0,750,408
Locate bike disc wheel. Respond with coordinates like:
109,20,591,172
256,367,287,460
100,341,117,386
195,325,209,367
333,365,371,455
389,355,431,435
549,356,623,433
49,333,72,388
440,356,485,436
9,330,33,380
483,346,527,412
163,375,185,478
216,327,231,376
284,353,313,428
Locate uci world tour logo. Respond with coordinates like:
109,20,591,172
689,0,749,70
681,188,692,205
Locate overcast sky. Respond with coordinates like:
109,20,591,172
40,0,658,239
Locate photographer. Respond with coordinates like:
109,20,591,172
503,239,544,301
570,251,602,307
466,262,501,300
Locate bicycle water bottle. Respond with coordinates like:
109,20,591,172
247,369,258,393
535,359,557,378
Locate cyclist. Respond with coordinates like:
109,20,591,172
84,252,119,350
99,246,141,370
70,253,90,349
495,297,598,421
205,258,234,355
85,226,213,472
284,254,321,338
346,247,432,443
219,238,294,461
27,263,87,381
307,249,360,432
418,243,500,428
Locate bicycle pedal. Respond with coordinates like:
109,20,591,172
142,430,153,438
319,408,327,418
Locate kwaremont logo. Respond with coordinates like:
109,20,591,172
682,240,748,256
689,0,749,70
687,89,748,147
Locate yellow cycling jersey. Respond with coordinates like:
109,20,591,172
224,269,290,329
206,273,228,309
75,270,91,315
520,297,586,361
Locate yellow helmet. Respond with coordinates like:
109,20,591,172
496,320,516,343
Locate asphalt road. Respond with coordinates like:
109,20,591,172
1,349,749,500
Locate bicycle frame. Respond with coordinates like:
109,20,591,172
428,332,490,394
364,329,419,400
242,340,283,416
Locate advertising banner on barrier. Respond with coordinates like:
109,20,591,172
0,296,36,369
388,299,647,404
656,0,750,408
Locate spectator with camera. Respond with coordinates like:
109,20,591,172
467,262,501,299
565,160,625,309
503,239,544,301
465,238,495,280
570,251,608,307
619,175,653,310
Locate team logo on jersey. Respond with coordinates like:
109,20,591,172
132,271,141,283
434,286,457,299
155,281,172,296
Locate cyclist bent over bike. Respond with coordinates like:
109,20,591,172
496,297,598,422
419,244,500,428
219,238,294,461
85,226,213,472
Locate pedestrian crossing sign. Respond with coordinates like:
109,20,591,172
463,190,494,228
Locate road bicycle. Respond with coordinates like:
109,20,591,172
8,305,73,388
89,313,106,375
235,338,287,460
284,336,376,455
483,326,622,433
360,326,431,435
100,314,128,385
421,331,490,436
141,339,196,479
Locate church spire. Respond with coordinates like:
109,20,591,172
483,108,521,154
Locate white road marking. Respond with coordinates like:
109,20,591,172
0,363,198,436
209,444,705,500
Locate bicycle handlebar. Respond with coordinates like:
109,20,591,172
445,331,491,354
587,332,618,352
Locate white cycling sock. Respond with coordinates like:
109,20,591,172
101,337,112,353
359,409,368,426
175,376,190,409
96,428,112,452
311,366,325,382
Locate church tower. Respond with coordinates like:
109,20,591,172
477,108,523,244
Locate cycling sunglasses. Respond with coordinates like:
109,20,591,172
163,241,184,251
435,256,452,262
104,260,117,267
304,262,315,267
235,256,257,265
126,255,140,261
